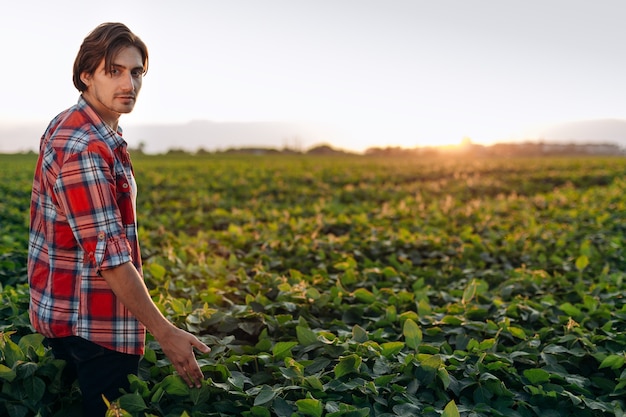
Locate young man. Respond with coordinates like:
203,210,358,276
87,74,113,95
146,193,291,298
28,22,210,415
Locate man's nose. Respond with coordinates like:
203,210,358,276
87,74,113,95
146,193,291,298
121,72,136,91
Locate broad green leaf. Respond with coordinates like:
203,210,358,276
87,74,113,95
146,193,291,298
296,398,323,417
441,315,463,325
419,354,443,371
352,325,368,343
508,326,527,340
479,338,496,350
143,346,157,364
340,268,357,286
2,335,24,367
560,302,582,318
353,288,376,303
248,406,272,417
228,371,246,390
442,400,460,417
296,326,318,346
580,240,593,257
438,367,451,390
386,305,398,322
334,257,357,271
334,354,362,378
403,318,422,349
306,287,321,300
17,333,45,357
273,397,293,417
0,364,16,382
599,354,625,370
304,375,324,391
575,254,589,271
16,362,37,379
462,279,478,305
381,341,404,358
523,368,550,384
253,385,277,406
161,375,190,396
273,341,298,360
149,263,166,279
117,393,148,412
23,376,46,403
417,299,432,316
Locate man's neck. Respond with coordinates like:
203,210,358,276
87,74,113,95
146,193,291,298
81,94,121,132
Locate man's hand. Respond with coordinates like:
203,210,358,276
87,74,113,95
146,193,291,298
156,324,211,388
100,263,211,387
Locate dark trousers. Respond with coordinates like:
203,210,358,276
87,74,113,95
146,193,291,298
47,336,140,417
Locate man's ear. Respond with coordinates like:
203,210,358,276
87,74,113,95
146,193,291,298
80,71,92,88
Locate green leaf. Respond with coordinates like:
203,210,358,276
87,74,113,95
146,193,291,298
560,302,582,318
143,346,157,364
272,397,293,417
438,367,451,390
149,263,166,279
334,354,362,378
508,326,527,340
575,254,589,271
273,341,297,360
419,354,443,371
117,393,147,412
16,362,37,379
248,406,272,417
381,341,404,358
296,326,318,346
253,385,277,406
190,384,211,406
2,336,24,367
6,404,29,417
0,364,16,382
17,333,45,358
161,375,190,396
442,400,460,417
599,354,625,370
523,368,551,384
24,376,46,403
296,398,323,417
478,338,496,350
353,288,376,303
352,325,368,343
462,279,478,305
304,375,324,391
403,318,422,349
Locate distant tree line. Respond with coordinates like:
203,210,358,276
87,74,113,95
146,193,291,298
364,141,625,157
126,140,625,157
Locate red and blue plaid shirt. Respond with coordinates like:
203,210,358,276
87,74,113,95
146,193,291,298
28,96,146,355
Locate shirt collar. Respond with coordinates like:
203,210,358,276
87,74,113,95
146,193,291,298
76,95,126,150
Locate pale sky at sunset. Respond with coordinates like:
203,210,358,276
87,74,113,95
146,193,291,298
1,1,625,153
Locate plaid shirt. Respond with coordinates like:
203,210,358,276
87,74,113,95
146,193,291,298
28,96,145,355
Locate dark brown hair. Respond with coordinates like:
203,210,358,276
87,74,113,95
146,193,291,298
72,22,149,92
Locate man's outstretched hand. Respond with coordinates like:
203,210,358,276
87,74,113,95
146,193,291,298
156,324,211,388
100,263,211,388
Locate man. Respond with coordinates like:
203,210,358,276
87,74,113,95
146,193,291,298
28,22,210,415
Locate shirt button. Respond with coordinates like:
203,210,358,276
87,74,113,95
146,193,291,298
98,232,106,240
122,183,129,189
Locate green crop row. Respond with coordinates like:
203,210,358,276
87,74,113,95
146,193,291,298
1,153,625,417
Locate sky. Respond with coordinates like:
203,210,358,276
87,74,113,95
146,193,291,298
1,1,625,153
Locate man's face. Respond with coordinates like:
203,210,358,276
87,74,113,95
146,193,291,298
80,46,145,126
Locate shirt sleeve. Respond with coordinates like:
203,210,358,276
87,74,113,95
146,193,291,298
53,146,133,272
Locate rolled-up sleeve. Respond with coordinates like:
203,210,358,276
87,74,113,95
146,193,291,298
53,146,133,272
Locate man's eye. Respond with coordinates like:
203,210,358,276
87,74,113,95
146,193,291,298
109,68,119,75
131,70,143,78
